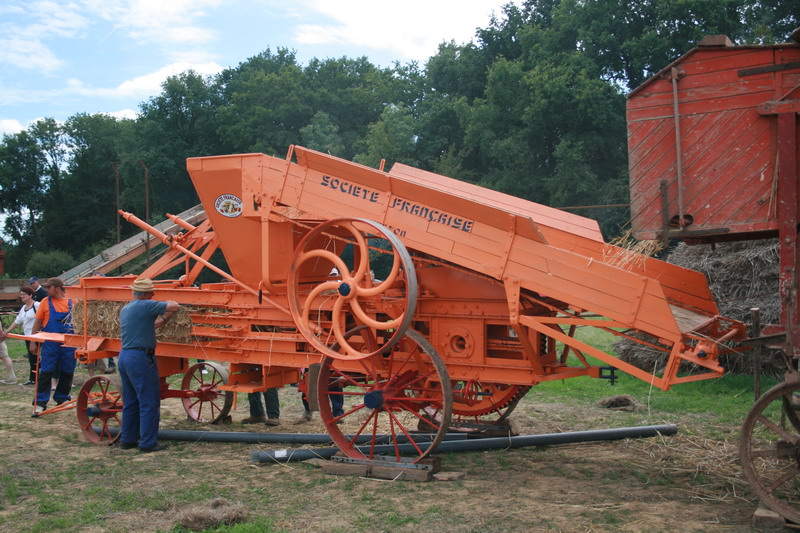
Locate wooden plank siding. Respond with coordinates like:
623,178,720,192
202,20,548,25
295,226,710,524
627,42,800,240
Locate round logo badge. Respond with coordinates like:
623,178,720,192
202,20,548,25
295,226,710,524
214,194,243,218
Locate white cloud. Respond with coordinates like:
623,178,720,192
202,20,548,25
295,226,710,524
0,37,64,72
0,0,225,74
0,0,91,73
292,0,512,63
0,119,25,136
106,61,224,98
84,0,223,52
0,62,222,108
26,0,92,39
105,109,139,121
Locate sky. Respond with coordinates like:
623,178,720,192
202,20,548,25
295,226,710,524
0,0,517,136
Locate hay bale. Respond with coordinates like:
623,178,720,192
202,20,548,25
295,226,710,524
614,239,779,375
175,498,249,531
71,300,228,344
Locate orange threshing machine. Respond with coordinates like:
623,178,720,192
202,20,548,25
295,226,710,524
18,145,743,463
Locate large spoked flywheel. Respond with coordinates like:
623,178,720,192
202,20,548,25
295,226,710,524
288,218,418,360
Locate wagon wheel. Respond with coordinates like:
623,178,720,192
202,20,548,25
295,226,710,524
181,362,233,423
740,379,800,523
423,382,531,432
317,328,451,463
288,218,417,360
782,393,800,432
76,376,122,445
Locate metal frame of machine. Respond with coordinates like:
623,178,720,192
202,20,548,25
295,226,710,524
13,144,743,465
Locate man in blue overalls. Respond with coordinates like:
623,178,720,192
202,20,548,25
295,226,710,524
31,277,76,414
118,278,179,453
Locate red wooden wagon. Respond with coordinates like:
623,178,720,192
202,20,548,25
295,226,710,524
627,32,800,523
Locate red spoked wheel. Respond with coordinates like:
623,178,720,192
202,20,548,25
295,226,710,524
422,382,529,432
288,218,417,360
740,379,800,524
76,376,122,445
317,329,452,463
181,362,233,423
441,382,530,432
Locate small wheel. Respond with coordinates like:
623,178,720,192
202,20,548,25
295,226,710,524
76,376,122,445
425,382,530,432
740,379,800,523
181,362,233,423
288,218,417,360
317,329,451,463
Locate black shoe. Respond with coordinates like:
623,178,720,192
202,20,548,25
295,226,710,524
140,443,167,453
119,441,138,450
22,380,35,386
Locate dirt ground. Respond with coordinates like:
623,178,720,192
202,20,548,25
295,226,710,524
0,365,764,533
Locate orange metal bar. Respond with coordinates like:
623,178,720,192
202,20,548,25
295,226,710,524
519,315,671,390
119,210,291,318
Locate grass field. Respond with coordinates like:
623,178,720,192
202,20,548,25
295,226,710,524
0,328,777,532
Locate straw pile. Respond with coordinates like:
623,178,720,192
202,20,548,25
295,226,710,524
669,239,780,325
614,239,779,375
603,229,665,271
71,300,228,344
625,434,754,505
175,498,249,531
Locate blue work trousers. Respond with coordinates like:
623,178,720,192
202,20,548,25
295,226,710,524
302,385,344,417
248,388,280,419
35,341,76,406
118,349,161,449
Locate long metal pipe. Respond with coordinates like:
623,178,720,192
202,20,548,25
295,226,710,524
94,427,468,445
250,424,678,463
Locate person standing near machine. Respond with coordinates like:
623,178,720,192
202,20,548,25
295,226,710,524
1,286,39,385
117,278,179,453
28,277,47,302
30,278,75,414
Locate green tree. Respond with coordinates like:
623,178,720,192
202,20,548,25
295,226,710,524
300,111,345,156
216,48,313,155
39,113,126,255
29,118,66,189
25,250,76,278
0,130,46,246
130,70,224,218
304,57,404,159
354,105,419,169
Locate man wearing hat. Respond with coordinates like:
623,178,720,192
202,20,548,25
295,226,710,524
30,277,75,413
29,277,47,302
118,278,179,452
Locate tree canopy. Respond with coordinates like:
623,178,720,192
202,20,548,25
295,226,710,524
1,0,795,276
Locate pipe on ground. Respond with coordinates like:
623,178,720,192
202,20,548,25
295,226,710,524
94,427,468,445
250,424,678,463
